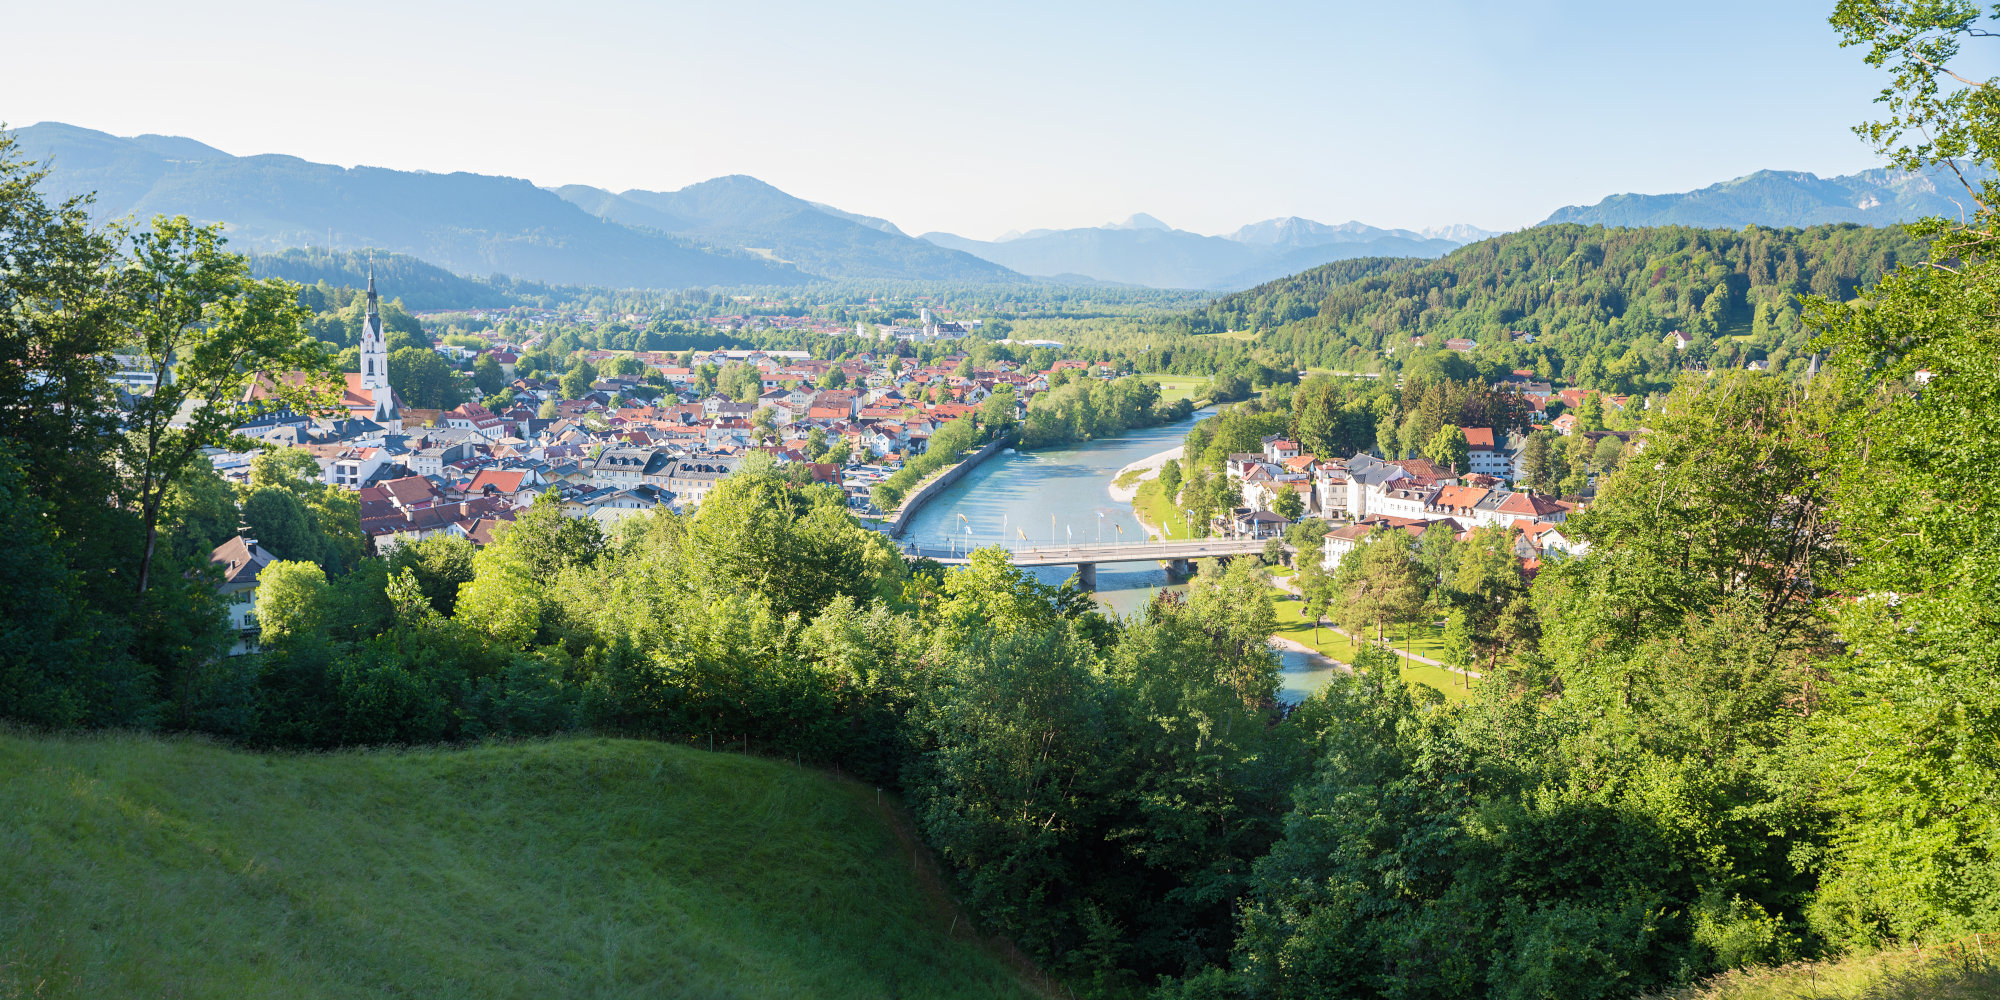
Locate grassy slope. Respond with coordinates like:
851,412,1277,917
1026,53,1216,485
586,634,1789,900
0,733,1039,1000
1645,944,1999,1000
1131,477,1192,540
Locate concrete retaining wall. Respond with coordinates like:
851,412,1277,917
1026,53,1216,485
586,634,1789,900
883,433,1014,538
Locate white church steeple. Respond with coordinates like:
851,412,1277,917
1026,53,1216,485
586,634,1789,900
357,262,401,431
359,265,389,392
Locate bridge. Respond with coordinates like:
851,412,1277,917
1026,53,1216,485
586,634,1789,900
903,538,1280,589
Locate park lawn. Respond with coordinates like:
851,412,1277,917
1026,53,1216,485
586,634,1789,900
1267,590,1469,703
1132,477,1193,541
1137,374,1212,403
0,733,1038,1000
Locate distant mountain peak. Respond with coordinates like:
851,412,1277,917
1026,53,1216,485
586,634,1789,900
1107,212,1173,231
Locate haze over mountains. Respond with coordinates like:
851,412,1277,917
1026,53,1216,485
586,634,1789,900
11,122,808,289
1542,164,1989,228
9,121,1977,294
551,176,1015,282
920,216,1479,289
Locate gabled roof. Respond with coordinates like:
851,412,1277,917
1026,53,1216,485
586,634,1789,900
1433,485,1490,509
466,469,528,495
380,475,442,508
1496,491,1565,516
209,535,273,588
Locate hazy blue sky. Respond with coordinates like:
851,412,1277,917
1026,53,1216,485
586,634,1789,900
4,0,1939,238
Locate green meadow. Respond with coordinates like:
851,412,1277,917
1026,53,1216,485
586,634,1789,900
0,733,1040,1000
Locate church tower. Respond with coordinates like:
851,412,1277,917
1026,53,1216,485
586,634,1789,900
358,266,402,431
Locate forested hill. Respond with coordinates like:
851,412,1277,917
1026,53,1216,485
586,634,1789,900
1186,223,1922,384
249,248,519,311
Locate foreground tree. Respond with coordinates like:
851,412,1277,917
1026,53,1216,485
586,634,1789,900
116,218,339,594
1806,0,2000,946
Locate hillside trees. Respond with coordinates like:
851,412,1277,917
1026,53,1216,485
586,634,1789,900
1801,0,2000,945
1175,223,1919,389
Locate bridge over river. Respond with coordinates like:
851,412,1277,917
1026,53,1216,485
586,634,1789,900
903,538,1281,589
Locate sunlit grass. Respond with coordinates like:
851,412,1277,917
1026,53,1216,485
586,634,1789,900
1267,589,1470,703
1642,943,2000,1000
0,732,1037,1000
1136,373,1212,403
1131,477,1193,541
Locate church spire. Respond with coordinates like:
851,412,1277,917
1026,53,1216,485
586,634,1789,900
358,256,390,394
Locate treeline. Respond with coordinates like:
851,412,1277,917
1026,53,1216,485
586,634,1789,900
868,414,990,511
251,248,517,311
1018,373,1193,448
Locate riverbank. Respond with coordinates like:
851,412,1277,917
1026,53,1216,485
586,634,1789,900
1107,445,1183,503
882,434,1014,538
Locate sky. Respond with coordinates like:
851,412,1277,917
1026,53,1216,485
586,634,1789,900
2,0,1943,239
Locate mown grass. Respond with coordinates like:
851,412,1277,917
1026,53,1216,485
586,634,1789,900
1136,373,1212,403
1267,589,1470,703
0,732,1039,1000
1131,477,1193,541
1643,943,2000,1000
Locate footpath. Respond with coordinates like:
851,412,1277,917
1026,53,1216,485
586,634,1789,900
1268,575,1483,681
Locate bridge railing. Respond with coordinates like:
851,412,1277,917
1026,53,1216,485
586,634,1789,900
901,537,1275,561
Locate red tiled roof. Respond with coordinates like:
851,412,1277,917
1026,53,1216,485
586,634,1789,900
466,469,528,495
1434,485,1490,509
1496,492,1565,517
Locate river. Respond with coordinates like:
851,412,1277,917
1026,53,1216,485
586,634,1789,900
900,407,1334,703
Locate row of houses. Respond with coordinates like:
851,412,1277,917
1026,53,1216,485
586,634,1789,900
1209,434,1585,579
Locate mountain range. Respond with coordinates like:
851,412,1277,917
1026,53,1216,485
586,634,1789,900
10,122,807,289
551,176,1015,281
919,216,1479,290
1540,165,1990,228
9,122,1501,292
11,121,1977,294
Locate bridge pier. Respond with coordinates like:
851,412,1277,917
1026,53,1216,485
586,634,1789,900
1164,558,1193,578
1075,562,1096,590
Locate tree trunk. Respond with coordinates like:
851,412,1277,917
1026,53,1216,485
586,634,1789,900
136,498,162,594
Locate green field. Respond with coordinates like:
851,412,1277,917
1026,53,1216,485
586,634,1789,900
1131,476,1193,540
0,733,1039,1000
1268,590,1471,702
1137,373,1212,403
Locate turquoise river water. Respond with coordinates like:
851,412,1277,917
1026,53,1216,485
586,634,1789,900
899,408,1336,703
